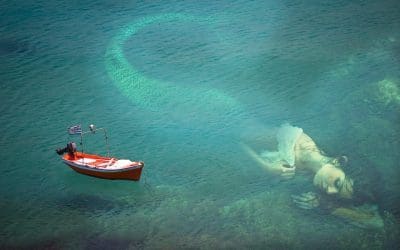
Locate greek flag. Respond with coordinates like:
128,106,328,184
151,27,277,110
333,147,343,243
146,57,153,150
68,125,82,135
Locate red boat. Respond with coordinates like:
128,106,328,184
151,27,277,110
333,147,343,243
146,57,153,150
56,125,144,181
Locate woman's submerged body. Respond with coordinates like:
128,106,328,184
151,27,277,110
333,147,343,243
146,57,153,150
242,123,353,199
242,123,384,229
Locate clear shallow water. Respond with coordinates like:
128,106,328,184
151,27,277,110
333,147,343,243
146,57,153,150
1,0,399,248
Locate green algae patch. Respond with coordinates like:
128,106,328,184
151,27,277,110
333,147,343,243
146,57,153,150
376,78,400,105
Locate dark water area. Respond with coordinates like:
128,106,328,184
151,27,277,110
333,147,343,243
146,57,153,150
1,0,399,249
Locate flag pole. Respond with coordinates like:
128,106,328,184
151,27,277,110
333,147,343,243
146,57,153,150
104,128,110,157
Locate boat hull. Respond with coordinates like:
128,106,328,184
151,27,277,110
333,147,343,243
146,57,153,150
66,163,143,180
62,152,144,181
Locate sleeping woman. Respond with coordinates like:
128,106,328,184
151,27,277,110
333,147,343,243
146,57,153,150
241,123,383,229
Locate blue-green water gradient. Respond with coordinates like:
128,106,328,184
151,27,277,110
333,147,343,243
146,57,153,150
1,0,399,248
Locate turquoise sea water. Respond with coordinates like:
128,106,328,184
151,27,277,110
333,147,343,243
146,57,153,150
1,0,399,248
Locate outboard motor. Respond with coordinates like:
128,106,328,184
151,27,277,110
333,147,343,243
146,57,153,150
56,146,67,155
56,142,77,155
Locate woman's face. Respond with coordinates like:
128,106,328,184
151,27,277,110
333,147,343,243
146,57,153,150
313,164,353,199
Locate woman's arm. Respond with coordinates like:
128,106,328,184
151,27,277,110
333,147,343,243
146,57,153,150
241,143,296,178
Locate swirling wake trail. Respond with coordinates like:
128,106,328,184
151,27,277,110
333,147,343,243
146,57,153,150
105,14,243,126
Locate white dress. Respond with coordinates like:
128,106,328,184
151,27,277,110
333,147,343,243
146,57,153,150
260,123,303,167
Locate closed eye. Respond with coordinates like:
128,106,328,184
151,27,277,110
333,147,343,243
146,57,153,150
334,178,343,189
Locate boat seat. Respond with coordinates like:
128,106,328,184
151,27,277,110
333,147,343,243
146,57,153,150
73,158,97,164
107,159,133,169
93,158,115,168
